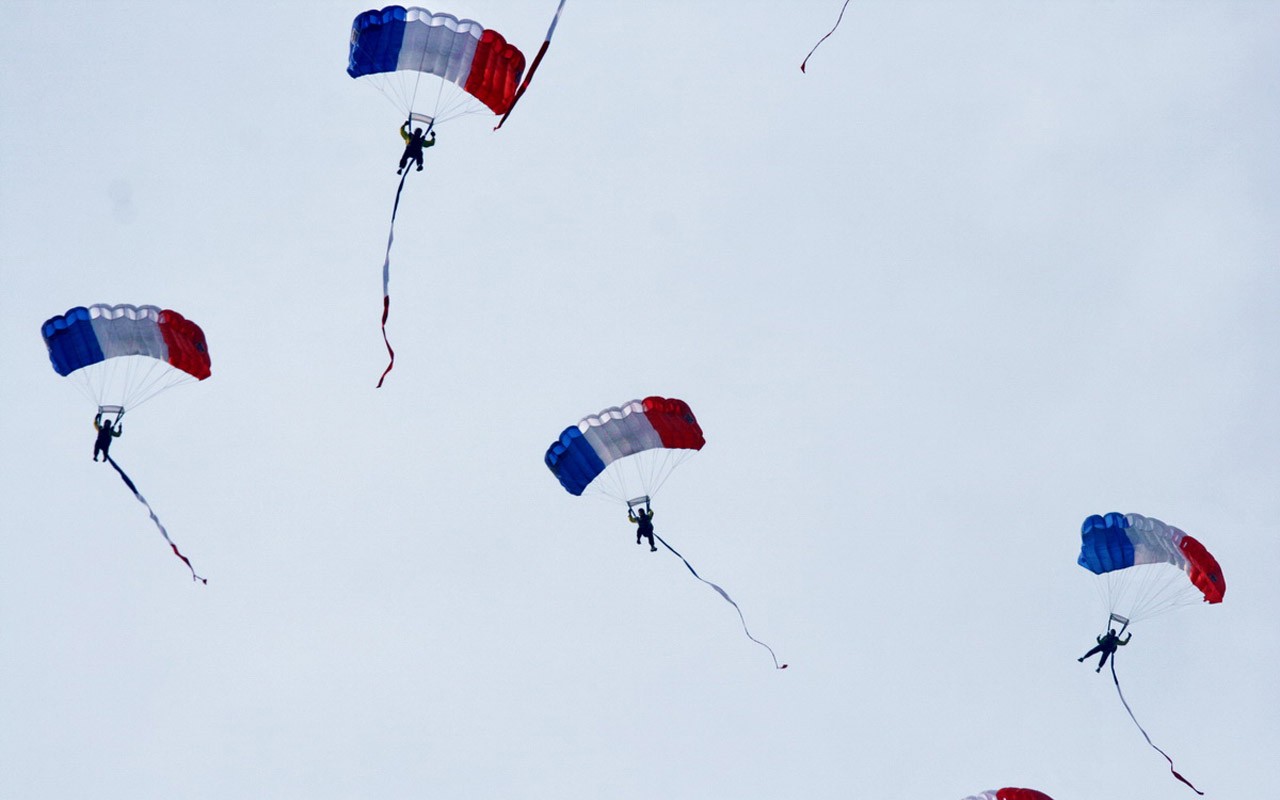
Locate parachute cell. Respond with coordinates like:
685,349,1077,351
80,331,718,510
348,6,525,120
545,397,705,498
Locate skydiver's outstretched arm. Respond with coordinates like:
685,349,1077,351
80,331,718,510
400,121,411,143
94,412,102,431
628,509,638,524
113,423,123,437
1119,633,1132,645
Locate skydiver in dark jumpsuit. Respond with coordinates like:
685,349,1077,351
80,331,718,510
92,412,122,462
629,507,657,552
397,122,436,175
1078,628,1131,672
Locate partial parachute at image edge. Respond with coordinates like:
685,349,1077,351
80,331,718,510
962,790,1055,800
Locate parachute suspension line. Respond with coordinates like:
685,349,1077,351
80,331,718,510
350,39,413,118
375,167,412,387
118,357,187,410
648,450,692,499
800,0,853,73
1109,656,1203,795
70,356,193,413
1098,565,1204,624
408,57,426,119
104,455,206,584
651,531,787,670
399,38,475,127
360,74,413,120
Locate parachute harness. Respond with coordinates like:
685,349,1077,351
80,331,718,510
651,531,787,670
1109,655,1203,795
105,455,206,584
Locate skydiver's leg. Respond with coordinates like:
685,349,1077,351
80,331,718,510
1097,649,1111,672
415,154,424,171
93,443,100,461
398,152,411,174
647,532,656,552
1078,643,1104,662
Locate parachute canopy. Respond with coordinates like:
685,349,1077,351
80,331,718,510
1078,512,1224,621
348,6,526,119
42,304,210,412
545,397,704,499
963,790,1054,800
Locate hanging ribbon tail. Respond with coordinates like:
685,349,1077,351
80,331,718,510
653,533,787,670
376,168,410,387
801,0,853,73
494,0,567,130
105,456,206,584
1110,658,1204,795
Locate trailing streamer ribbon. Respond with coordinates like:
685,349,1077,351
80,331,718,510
1110,656,1203,794
653,532,786,670
105,455,206,584
801,0,853,73
376,167,410,388
494,0,568,130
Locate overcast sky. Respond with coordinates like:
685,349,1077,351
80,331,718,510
2,2,1277,798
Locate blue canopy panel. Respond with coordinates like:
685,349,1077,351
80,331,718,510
545,425,606,496
348,8,409,77
1078,512,1137,574
41,306,105,376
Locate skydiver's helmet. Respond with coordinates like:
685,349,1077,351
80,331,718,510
414,128,424,137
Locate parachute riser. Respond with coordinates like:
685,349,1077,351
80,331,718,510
1108,612,1131,635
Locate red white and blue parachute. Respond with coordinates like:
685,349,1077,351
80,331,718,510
347,5,567,386
348,6,525,124
962,790,1054,800
41,304,210,583
41,304,211,413
1078,512,1222,794
1078,512,1224,622
544,396,784,668
545,397,705,501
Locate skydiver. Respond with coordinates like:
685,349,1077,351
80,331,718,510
397,121,436,175
1077,628,1131,672
92,412,122,463
629,506,657,552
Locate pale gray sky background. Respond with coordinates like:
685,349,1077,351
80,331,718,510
2,2,1277,798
